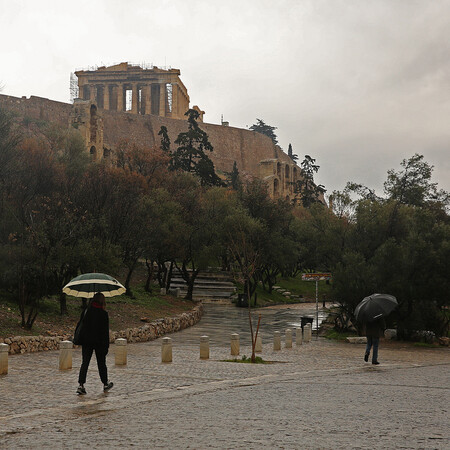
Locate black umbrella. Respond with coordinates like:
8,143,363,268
62,273,126,298
354,293,398,323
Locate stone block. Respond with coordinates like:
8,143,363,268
255,335,262,353
231,333,240,356
115,338,127,365
384,329,397,340
161,337,172,363
273,331,281,351
285,329,292,348
304,324,312,343
59,340,72,370
200,335,209,359
0,343,9,375
296,327,302,345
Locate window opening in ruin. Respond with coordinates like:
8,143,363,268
103,148,111,158
125,89,132,111
96,85,104,109
90,146,96,158
90,105,97,142
274,178,280,197
285,165,290,189
277,162,281,177
166,83,173,113
293,167,298,182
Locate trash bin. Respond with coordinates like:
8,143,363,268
301,316,314,330
237,293,248,307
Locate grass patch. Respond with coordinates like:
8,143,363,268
222,355,270,364
413,342,439,348
276,275,332,299
324,329,357,341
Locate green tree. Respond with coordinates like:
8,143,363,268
249,119,278,145
294,155,326,207
158,125,171,153
171,109,223,187
226,161,241,191
287,143,298,162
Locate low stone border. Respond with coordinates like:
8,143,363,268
0,303,204,355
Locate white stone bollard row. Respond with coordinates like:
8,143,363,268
285,329,292,348
59,340,73,370
296,327,303,345
0,343,9,375
200,335,209,360
161,337,172,363
273,331,281,351
115,338,127,365
231,333,240,356
304,324,312,343
255,335,262,353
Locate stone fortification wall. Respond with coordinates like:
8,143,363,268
100,107,286,177
0,94,301,199
0,94,71,127
0,303,203,355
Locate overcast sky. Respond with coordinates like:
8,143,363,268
1,0,449,197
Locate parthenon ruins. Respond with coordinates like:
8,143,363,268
75,63,203,120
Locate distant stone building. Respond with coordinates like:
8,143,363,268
75,62,204,121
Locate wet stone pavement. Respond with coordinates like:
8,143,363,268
0,302,449,449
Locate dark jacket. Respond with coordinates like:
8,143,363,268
80,304,110,348
364,318,386,338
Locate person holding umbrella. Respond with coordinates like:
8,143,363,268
363,317,386,365
63,272,125,394
76,292,113,395
354,293,398,366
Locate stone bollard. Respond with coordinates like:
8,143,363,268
200,335,210,360
285,329,292,348
304,324,312,343
296,327,303,345
59,340,73,370
255,335,262,353
273,331,281,351
161,337,172,363
160,288,167,295
115,338,127,365
231,333,240,356
0,343,9,375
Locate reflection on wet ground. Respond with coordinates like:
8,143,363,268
156,302,331,347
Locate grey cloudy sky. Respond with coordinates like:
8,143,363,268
1,0,449,197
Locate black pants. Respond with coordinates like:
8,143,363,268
78,344,109,385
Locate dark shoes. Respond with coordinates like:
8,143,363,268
372,361,380,365
103,382,114,391
364,353,369,362
76,385,86,395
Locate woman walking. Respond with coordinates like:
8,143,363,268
76,292,113,394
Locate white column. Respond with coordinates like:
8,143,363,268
231,333,240,356
304,324,312,343
296,327,303,345
255,335,262,353
273,331,281,351
161,337,172,363
115,338,127,365
0,343,9,375
200,335,209,360
285,329,292,348
59,340,73,370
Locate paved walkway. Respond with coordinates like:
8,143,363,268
0,303,449,449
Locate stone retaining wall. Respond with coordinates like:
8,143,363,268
0,303,203,355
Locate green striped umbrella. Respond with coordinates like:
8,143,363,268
62,273,126,298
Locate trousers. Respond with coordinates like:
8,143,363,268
78,344,108,385
365,336,379,362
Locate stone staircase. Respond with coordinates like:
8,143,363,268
168,269,237,303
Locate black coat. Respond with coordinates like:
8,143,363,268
80,305,110,348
